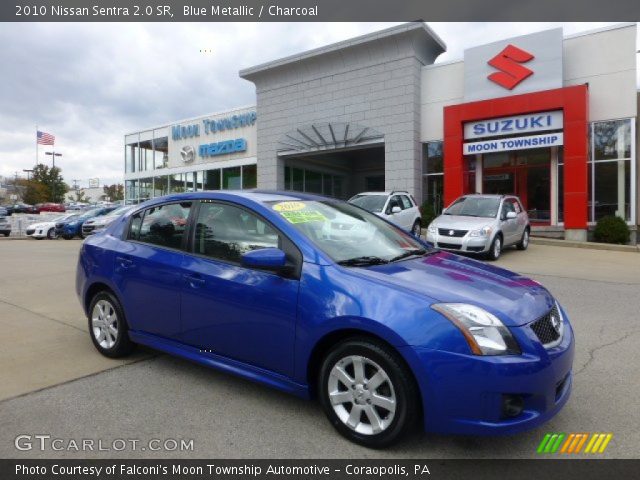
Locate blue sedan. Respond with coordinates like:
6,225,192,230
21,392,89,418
76,191,574,447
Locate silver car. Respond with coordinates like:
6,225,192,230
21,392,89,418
426,194,530,260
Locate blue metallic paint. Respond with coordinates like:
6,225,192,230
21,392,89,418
77,191,574,436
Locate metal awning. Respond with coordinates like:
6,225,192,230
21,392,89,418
277,122,384,156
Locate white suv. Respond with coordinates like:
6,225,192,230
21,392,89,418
348,191,422,235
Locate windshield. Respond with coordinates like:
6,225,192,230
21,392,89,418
267,200,428,264
444,197,500,218
106,205,133,217
349,194,388,213
55,214,78,222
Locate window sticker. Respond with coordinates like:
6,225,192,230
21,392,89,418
272,201,306,212
279,210,327,224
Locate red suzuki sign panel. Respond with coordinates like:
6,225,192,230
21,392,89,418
464,28,563,102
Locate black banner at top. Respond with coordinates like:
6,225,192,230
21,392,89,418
3,0,640,22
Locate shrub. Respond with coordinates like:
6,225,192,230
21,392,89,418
593,215,630,244
420,202,437,228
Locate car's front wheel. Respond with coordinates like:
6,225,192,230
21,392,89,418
517,228,530,251
318,338,419,448
486,234,502,261
47,228,57,240
88,291,134,358
410,219,421,237
62,234,73,240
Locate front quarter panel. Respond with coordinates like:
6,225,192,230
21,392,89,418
293,263,472,384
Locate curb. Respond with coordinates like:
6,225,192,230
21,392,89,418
530,236,639,253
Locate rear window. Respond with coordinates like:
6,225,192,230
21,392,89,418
349,195,387,213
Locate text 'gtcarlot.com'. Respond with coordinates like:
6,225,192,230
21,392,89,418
14,434,194,452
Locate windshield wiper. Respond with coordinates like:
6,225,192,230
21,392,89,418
337,256,390,267
389,248,429,262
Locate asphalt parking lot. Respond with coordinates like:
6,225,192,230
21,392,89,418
0,239,639,458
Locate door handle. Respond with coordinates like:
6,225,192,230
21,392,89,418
116,256,134,269
183,273,205,287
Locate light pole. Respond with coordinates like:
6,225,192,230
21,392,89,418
22,169,33,181
45,151,62,168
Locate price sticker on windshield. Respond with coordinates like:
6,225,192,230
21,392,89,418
272,201,306,212
279,211,326,224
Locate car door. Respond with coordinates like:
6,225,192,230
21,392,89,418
112,201,193,340
399,195,415,230
180,200,301,377
500,199,519,245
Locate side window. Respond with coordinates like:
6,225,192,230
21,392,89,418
388,195,402,212
194,202,280,264
135,202,192,249
510,199,522,214
502,200,516,218
400,195,412,210
128,210,144,240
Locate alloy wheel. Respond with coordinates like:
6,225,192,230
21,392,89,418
493,237,501,258
327,355,397,435
91,299,119,349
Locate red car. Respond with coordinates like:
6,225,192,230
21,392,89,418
36,203,66,213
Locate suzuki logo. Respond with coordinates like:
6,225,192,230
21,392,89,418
449,230,454,236
487,44,534,90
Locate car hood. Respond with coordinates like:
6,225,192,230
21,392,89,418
28,221,54,229
431,215,496,231
353,251,553,326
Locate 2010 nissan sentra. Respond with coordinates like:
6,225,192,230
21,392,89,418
76,191,574,448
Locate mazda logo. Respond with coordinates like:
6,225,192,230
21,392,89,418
550,314,560,333
180,145,195,163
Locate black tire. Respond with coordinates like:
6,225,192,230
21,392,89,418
47,228,57,240
62,234,73,240
318,337,419,448
410,219,421,237
3,233,9,237
516,228,530,251
87,291,135,358
486,234,502,261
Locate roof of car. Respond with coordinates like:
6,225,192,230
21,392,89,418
353,191,409,196
134,190,335,207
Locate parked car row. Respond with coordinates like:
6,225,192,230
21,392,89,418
21,205,134,240
347,191,530,261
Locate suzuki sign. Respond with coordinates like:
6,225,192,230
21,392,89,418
464,110,563,140
464,28,563,102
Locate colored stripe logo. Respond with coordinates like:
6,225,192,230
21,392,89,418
537,433,613,454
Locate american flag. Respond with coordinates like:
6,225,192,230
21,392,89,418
37,130,55,145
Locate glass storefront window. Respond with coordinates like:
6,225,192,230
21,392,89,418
594,120,631,160
423,142,443,174
291,167,303,192
170,173,185,193
590,119,634,222
153,135,168,170
422,141,444,212
242,164,257,189
185,172,196,192
223,167,241,189
305,170,322,194
138,178,152,201
204,169,221,190
195,171,204,191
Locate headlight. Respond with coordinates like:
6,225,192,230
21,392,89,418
432,303,520,355
427,224,437,234
469,225,492,237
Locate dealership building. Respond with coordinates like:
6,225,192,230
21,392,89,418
124,22,638,242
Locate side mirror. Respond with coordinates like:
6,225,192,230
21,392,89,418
241,247,287,272
506,211,517,219
391,205,402,214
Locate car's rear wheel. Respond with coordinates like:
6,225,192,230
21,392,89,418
47,228,57,240
410,219,421,237
517,228,530,251
88,291,134,358
486,234,502,261
62,234,73,240
318,338,419,448
3,233,9,237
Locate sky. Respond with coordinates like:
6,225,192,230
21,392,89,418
0,22,633,188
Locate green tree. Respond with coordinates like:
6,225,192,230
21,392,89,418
103,183,124,201
31,164,68,203
18,179,49,205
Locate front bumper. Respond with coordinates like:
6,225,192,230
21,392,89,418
401,315,575,435
426,232,490,253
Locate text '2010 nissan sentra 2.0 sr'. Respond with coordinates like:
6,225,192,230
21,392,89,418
76,191,574,448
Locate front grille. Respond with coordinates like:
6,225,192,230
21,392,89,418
467,246,484,252
438,228,468,237
437,242,462,250
83,225,95,232
530,304,562,346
